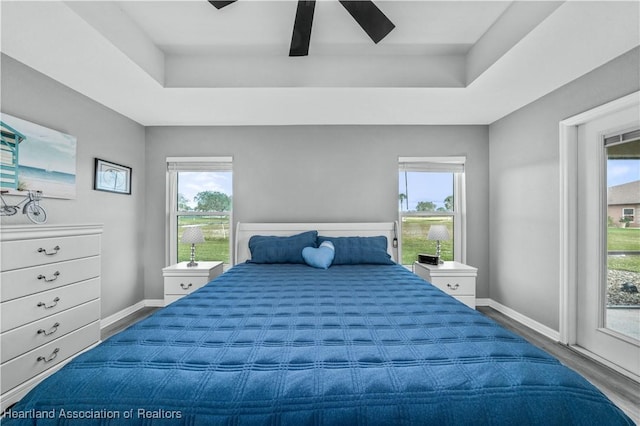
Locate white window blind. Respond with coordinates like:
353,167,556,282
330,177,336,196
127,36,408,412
167,157,232,172
399,156,465,173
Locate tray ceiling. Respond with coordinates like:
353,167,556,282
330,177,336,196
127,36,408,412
1,0,638,125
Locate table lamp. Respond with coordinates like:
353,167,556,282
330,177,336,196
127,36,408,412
181,226,205,267
427,225,450,264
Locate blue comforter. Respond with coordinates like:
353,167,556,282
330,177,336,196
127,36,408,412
4,263,632,425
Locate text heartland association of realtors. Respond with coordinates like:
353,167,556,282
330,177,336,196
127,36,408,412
3,408,183,420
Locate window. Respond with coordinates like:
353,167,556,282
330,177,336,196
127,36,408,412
622,208,635,223
604,133,639,341
167,157,233,266
398,157,466,266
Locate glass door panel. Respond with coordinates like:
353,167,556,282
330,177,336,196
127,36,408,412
605,138,640,341
575,102,639,380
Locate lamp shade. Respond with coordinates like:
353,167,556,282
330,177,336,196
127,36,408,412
181,226,205,244
427,225,450,241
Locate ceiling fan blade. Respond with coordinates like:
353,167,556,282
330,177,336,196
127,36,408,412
338,0,395,43
208,0,237,9
289,1,316,57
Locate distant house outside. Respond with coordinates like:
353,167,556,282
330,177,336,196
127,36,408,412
608,180,640,228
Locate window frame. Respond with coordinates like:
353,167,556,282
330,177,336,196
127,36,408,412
622,208,635,222
166,156,233,266
398,156,467,265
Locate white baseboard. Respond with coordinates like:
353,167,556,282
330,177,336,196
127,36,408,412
145,299,165,308
476,298,491,307
100,299,164,329
484,298,560,342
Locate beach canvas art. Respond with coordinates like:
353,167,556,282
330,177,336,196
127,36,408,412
0,113,76,199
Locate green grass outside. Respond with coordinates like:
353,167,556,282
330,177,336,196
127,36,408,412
175,216,638,271
400,216,453,265
608,228,640,251
178,215,231,264
608,256,640,273
607,228,639,273
177,215,449,266
402,221,639,271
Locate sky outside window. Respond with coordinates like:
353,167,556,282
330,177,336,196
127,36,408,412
178,172,232,210
607,158,639,187
399,172,453,211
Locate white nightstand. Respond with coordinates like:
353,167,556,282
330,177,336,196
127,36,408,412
162,261,223,306
413,261,478,309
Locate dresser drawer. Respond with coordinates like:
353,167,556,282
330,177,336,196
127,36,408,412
1,256,100,302
1,278,100,332
1,321,99,394
1,234,100,271
1,299,100,363
429,276,476,296
164,275,210,296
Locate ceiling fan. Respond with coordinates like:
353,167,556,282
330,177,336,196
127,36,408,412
208,0,395,56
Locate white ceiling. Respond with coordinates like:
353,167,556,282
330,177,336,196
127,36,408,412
118,1,510,55
1,0,639,126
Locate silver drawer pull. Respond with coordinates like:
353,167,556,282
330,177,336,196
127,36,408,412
37,348,60,363
37,271,60,282
447,283,460,290
37,322,60,336
180,283,193,290
37,245,60,256
37,297,60,309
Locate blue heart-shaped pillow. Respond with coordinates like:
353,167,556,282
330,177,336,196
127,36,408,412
302,241,335,269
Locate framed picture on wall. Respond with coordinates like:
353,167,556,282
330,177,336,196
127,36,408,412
93,158,131,194
0,112,77,199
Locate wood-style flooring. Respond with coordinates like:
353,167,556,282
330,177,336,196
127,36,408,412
101,307,158,340
477,306,639,424
103,306,639,423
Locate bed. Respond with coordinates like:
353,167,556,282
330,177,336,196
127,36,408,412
3,223,632,425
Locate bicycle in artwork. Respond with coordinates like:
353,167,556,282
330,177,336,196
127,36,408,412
0,189,47,224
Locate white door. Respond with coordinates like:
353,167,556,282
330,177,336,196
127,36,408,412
575,102,640,380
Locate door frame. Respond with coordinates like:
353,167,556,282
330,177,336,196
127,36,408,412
558,91,640,380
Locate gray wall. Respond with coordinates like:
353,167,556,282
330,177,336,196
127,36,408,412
5,43,638,331
144,125,490,300
488,47,640,331
1,54,147,318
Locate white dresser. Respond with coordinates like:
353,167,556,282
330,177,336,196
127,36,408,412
163,261,223,306
0,224,103,411
413,261,478,309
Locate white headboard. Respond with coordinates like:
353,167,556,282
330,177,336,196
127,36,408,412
234,222,400,265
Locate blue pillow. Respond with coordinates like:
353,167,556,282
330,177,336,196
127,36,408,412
248,230,317,264
317,235,394,265
302,241,335,269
